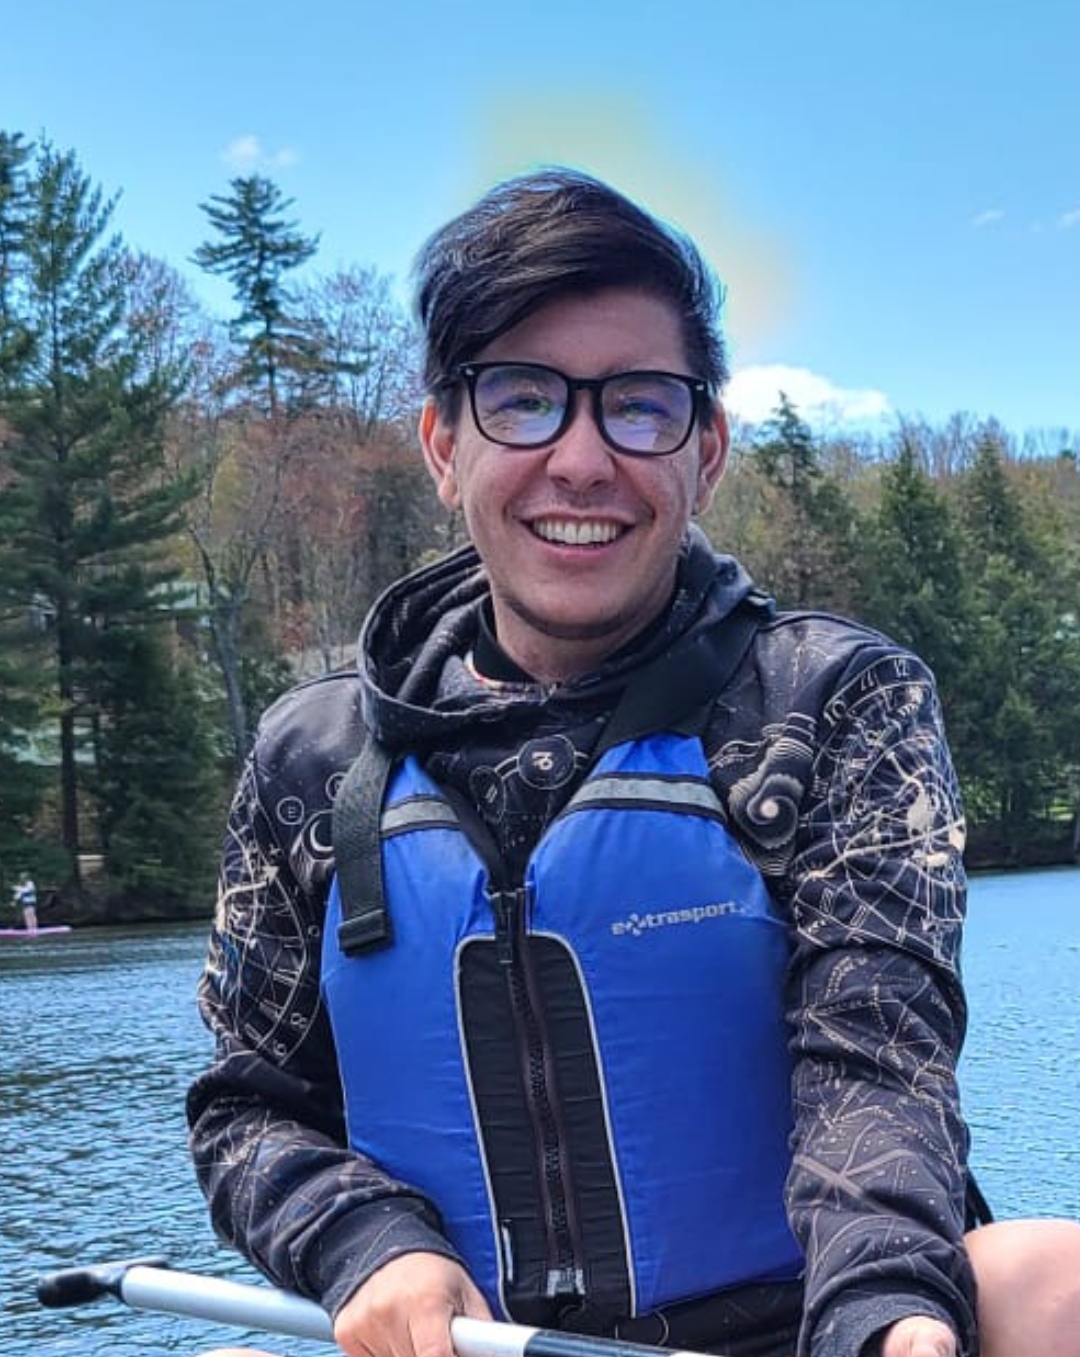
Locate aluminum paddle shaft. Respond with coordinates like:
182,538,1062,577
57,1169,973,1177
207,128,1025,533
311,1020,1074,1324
37,1260,719,1357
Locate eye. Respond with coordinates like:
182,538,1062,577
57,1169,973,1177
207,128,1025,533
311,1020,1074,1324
474,366,565,435
607,376,685,427
494,387,555,416
616,393,672,423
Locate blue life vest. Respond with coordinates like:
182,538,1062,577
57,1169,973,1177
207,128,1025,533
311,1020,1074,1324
322,731,803,1321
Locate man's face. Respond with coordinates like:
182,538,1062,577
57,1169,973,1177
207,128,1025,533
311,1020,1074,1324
420,287,728,683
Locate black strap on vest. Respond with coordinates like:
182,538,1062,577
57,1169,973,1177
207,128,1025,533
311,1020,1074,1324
332,733,395,955
331,589,773,957
598,588,773,752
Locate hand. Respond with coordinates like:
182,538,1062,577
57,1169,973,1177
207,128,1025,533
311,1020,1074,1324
333,1251,493,1357
879,1315,957,1357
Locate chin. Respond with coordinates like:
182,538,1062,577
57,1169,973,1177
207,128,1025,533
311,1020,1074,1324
512,598,641,645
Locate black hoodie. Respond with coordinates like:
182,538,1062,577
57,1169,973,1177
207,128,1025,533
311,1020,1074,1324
189,527,978,1357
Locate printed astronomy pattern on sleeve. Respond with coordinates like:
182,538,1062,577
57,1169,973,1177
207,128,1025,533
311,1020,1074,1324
205,755,331,1062
781,648,978,1357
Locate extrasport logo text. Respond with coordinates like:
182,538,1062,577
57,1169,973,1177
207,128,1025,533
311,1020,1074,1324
610,901,747,937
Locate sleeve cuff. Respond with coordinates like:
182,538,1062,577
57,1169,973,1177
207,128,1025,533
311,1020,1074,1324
306,1199,466,1319
810,1290,958,1357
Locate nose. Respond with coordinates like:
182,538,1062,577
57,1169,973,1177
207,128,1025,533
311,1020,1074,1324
544,392,618,490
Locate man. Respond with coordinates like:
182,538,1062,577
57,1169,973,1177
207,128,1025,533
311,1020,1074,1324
188,168,1080,1357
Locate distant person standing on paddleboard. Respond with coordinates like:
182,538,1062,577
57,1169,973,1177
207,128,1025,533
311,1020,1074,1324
12,871,38,933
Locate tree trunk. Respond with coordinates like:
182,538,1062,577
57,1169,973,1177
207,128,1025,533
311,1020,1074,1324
209,600,250,771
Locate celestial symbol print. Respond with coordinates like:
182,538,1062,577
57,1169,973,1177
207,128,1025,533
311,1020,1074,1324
713,712,818,875
729,765,806,851
468,734,580,826
518,734,577,789
206,762,330,1064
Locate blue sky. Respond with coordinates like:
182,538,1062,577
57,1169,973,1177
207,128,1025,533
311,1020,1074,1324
3,0,1078,439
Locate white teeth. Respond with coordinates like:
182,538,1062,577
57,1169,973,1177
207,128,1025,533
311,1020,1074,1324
532,519,622,546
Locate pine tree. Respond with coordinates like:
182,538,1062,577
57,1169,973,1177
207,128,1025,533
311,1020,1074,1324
752,393,820,497
747,394,858,609
192,175,319,417
0,139,194,890
188,176,376,761
0,131,56,891
859,436,971,712
956,434,1080,855
93,628,223,910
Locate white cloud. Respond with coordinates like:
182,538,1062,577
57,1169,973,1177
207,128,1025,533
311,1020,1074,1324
221,134,261,170
1057,205,1080,230
220,134,300,172
970,208,1005,228
725,364,892,430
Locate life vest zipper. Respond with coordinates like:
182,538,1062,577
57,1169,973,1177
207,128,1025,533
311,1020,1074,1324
490,882,587,1301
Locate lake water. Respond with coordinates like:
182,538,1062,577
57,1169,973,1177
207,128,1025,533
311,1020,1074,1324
2,866,1078,1357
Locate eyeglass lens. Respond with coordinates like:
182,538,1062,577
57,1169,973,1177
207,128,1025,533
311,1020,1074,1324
472,364,695,455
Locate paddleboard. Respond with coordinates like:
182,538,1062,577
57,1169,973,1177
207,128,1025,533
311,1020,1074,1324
0,925,72,938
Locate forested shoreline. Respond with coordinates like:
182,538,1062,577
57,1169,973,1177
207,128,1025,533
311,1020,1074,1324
1,132,1077,923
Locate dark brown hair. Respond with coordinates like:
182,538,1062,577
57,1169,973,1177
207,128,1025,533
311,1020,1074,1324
412,167,728,419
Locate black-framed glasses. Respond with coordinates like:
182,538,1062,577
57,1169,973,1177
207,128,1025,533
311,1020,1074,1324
457,362,709,458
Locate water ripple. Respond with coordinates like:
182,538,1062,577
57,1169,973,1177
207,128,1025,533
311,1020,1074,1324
3,874,1078,1356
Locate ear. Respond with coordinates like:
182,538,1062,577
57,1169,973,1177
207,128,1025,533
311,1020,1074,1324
419,397,461,510
693,399,730,514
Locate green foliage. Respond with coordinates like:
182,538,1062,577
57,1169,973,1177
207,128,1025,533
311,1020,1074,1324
951,437,1080,856
4,127,1080,902
238,619,296,736
857,436,972,713
742,394,860,611
0,136,196,879
92,629,225,908
751,393,820,493
193,175,320,415
708,406,1080,866
0,130,35,388
0,646,69,899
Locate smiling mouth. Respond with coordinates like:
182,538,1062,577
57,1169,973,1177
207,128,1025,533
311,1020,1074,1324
529,518,626,546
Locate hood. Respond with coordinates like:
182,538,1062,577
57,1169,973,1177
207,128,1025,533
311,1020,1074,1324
357,524,759,754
